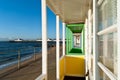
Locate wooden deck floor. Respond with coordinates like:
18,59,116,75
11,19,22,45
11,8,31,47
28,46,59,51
0,46,58,80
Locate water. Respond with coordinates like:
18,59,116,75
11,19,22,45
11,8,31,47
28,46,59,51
0,41,55,70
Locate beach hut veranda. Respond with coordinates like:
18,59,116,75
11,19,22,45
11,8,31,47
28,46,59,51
36,0,120,80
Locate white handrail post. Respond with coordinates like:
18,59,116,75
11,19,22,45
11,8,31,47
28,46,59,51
93,0,100,80
117,0,120,79
18,50,20,69
56,15,60,80
42,0,47,79
34,47,36,61
63,22,65,56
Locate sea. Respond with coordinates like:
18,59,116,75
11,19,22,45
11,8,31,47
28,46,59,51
0,41,55,70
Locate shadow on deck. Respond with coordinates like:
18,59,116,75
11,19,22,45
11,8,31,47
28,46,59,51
64,76,85,80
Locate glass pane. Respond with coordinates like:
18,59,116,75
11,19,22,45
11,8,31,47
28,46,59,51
99,68,111,80
103,33,114,73
98,36,103,63
98,32,117,77
98,0,117,31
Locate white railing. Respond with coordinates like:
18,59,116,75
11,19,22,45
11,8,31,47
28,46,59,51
0,47,40,71
35,74,46,80
60,55,65,61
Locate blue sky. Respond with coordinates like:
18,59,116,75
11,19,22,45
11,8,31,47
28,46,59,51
0,0,62,40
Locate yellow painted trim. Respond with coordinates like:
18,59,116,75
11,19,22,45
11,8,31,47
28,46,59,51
65,74,85,77
60,55,85,80
65,56,85,76
60,56,65,80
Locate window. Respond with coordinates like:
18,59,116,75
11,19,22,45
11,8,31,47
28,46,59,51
98,0,117,31
98,0,117,78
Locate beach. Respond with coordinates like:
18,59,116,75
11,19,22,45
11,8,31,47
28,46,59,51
0,45,62,80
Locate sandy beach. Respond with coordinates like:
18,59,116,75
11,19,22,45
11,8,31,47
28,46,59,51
0,46,62,80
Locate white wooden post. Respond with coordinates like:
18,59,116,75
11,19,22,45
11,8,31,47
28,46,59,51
88,9,92,72
85,19,88,70
93,0,100,80
63,22,65,56
56,15,60,80
117,0,120,79
85,18,88,80
41,0,47,79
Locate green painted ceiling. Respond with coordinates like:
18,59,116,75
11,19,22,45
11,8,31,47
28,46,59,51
66,24,84,33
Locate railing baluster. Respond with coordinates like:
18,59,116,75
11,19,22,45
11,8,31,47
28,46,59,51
18,50,21,69
34,47,36,61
